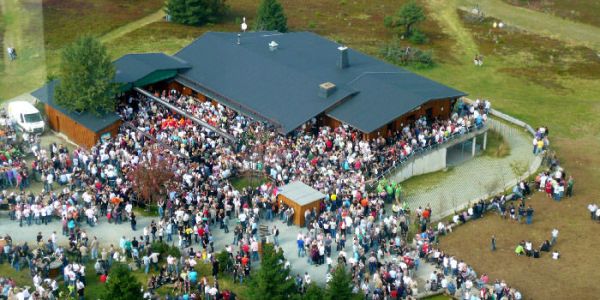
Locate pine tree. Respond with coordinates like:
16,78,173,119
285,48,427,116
254,0,288,32
247,244,296,300
55,36,117,115
102,264,143,300
384,0,426,38
166,0,228,26
325,265,353,300
303,283,325,300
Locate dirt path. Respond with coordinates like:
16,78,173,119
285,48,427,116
457,0,600,51
427,0,479,59
99,9,165,44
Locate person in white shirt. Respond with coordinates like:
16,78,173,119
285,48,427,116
551,229,559,245
588,203,598,220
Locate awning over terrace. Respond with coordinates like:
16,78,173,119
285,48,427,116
114,53,190,92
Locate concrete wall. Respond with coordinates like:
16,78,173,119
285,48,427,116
391,147,447,183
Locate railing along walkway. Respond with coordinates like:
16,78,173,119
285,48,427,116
134,87,236,142
368,124,489,187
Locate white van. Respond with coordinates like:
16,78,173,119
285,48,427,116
7,101,45,134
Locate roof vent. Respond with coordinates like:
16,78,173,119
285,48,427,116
338,46,349,69
269,41,279,51
319,82,337,98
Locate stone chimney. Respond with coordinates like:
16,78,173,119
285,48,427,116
319,82,337,98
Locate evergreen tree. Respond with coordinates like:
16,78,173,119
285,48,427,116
325,265,353,300
102,264,143,300
55,36,117,115
247,244,296,300
384,0,426,38
166,0,228,26
303,283,325,300
254,0,288,32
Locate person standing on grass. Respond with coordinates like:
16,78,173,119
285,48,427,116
566,176,574,197
588,203,598,220
491,235,496,251
551,228,559,246
526,206,534,224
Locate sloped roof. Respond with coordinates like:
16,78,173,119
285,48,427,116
31,80,121,132
114,53,190,84
279,181,326,206
174,31,465,134
327,72,465,132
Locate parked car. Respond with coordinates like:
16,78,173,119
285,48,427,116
6,101,45,134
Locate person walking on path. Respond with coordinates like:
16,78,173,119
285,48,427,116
491,235,496,251
551,228,559,246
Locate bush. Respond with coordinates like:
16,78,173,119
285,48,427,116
408,29,429,44
150,241,180,258
216,250,233,274
103,264,143,300
380,41,435,69
413,49,434,68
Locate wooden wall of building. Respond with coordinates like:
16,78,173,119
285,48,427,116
45,104,122,149
363,98,453,140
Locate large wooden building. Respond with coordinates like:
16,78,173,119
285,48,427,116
31,31,465,148
167,32,466,139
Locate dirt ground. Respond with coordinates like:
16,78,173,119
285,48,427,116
438,137,600,299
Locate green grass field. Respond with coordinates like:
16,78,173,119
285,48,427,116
502,0,600,28
42,0,164,50
481,129,510,158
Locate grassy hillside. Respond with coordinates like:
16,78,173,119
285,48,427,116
42,0,164,49
503,0,600,28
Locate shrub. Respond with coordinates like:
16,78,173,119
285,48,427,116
380,41,435,69
408,29,429,44
150,241,180,258
216,250,233,273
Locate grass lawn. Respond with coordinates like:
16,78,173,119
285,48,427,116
481,129,510,158
502,0,600,28
229,174,267,191
42,0,164,50
400,167,455,197
422,295,452,300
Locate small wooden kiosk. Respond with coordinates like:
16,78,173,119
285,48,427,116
277,181,325,226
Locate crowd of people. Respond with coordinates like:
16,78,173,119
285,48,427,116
0,90,500,299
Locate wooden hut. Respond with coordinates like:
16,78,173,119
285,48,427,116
30,53,189,148
31,80,122,148
277,181,325,226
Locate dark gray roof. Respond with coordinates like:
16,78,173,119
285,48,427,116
327,72,465,132
114,53,190,84
174,31,465,134
31,80,121,132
